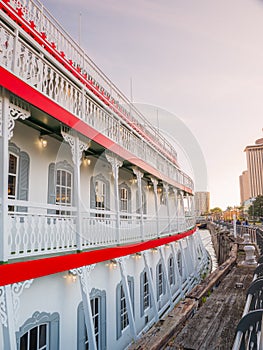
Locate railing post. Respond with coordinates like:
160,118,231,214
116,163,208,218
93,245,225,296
62,130,90,251
105,151,123,244
151,177,160,237
179,191,186,231
133,167,144,241
163,183,171,233
172,188,179,233
0,89,9,262
11,28,19,74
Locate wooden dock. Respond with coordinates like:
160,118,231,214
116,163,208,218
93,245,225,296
129,241,255,350
166,264,253,349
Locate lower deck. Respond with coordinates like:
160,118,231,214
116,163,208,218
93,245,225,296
0,230,209,350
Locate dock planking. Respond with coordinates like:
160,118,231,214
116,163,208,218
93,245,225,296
166,265,254,350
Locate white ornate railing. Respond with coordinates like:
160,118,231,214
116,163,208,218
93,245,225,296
7,200,195,259
0,11,193,191
0,0,179,165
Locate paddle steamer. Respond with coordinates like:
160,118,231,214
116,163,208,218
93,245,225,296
0,1,209,348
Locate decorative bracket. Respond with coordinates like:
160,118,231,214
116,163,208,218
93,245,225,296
61,130,90,167
12,280,34,325
105,151,123,179
0,287,7,327
71,264,96,296
8,96,30,140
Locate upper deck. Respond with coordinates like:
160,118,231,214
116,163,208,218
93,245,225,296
0,0,196,265
0,0,193,192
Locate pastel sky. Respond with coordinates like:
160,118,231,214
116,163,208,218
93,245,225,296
42,0,263,209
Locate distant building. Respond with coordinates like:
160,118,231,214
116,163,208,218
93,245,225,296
240,137,263,204
239,170,250,204
195,191,210,216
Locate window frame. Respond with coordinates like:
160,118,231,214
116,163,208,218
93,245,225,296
16,311,59,350
47,161,73,215
116,277,134,340
168,255,176,286
156,260,166,300
140,269,152,317
77,289,107,350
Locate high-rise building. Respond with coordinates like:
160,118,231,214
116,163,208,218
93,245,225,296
240,137,263,204
239,170,250,204
195,191,210,216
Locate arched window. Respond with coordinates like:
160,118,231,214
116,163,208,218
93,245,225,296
47,161,73,215
156,260,166,300
177,250,183,277
116,277,134,339
119,183,131,219
90,174,110,216
140,269,152,317
168,255,175,286
8,143,30,212
136,190,147,215
78,289,106,350
16,311,59,350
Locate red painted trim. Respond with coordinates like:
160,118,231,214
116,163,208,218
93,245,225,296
0,67,192,194
0,1,179,166
0,228,196,286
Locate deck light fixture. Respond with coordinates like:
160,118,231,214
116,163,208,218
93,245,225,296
39,134,47,148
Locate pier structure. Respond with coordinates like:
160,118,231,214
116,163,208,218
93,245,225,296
130,222,263,350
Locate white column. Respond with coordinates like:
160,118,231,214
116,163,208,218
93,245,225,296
172,188,179,233
179,191,186,231
1,285,17,350
117,258,137,340
151,177,159,237
133,167,144,240
0,90,9,262
75,265,97,350
179,240,191,291
105,151,123,244
62,130,90,251
189,234,200,279
163,183,171,233
0,91,30,262
142,252,159,322
190,195,195,216
158,246,173,302
1,280,33,350
170,243,184,299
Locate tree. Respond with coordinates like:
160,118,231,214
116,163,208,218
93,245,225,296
210,207,222,220
248,196,263,221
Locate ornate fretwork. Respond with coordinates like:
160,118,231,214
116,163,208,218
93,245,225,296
115,256,129,265
150,177,158,194
61,130,90,167
105,151,123,179
0,287,7,327
132,167,144,180
12,280,34,324
8,96,30,140
162,182,169,194
71,264,96,295
171,187,178,196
